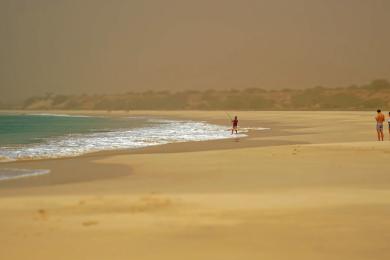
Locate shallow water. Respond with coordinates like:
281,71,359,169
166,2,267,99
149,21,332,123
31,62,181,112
0,113,247,162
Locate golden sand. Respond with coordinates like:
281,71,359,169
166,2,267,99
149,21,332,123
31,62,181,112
0,111,389,260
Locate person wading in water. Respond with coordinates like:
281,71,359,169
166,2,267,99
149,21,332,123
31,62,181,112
232,116,239,134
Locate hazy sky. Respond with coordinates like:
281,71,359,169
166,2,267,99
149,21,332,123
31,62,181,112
1,0,390,102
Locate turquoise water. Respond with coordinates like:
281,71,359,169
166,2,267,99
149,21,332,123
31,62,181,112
0,114,150,146
0,113,250,181
0,113,245,162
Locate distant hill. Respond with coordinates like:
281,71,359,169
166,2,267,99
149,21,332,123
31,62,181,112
15,79,390,111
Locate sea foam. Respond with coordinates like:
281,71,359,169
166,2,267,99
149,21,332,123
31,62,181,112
0,119,247,161
0,168,50,181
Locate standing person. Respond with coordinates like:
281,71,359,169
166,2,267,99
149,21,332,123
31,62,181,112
232,116,238,134
388,112,390,138
375,109,385,141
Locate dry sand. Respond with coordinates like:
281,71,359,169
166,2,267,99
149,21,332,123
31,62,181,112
0,111,390,260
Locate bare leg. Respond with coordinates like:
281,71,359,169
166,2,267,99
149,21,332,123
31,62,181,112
381,130,384,141
377,130,381,141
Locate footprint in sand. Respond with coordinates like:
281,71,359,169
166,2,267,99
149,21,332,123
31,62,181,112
82,220,99,227
128,196,173,213
37,209,48,220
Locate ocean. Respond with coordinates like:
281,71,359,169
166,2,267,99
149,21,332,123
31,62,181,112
0,113,246,180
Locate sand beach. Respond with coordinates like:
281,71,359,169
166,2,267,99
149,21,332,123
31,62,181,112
0,111,389,260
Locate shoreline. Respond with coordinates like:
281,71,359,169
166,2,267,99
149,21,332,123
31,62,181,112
0,110,380,190
0,113,296,190
0,112,240,162
1,111,390,260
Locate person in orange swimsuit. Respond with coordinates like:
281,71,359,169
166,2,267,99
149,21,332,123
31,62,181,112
375,109,385,141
